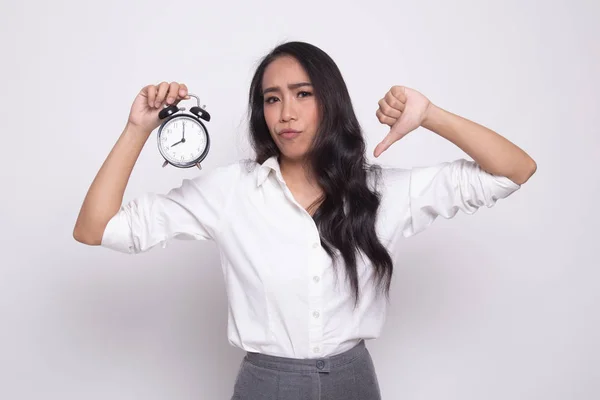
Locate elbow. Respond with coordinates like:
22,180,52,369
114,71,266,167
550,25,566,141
73,225,102,246
512,158,537,185
530,159,538,177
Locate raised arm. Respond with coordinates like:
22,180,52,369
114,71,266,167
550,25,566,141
374,85,537,185
73,81,189,245
72,123,149,245
421,104,537,185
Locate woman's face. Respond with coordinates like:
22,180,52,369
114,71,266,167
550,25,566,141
262,55,320,162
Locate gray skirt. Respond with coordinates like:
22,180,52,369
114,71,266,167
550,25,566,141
230,340,382,400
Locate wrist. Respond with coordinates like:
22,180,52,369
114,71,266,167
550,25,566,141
421,103,443,131
123,122,152,141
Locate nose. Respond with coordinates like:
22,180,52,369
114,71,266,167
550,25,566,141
279,98,297,122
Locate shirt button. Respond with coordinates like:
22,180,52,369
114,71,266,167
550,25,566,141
312,242,319,249
313,346,320,353
313,276,320,283
316,360,325,369
312,311,320,318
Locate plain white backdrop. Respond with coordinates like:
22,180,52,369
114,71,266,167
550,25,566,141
1,0,598,398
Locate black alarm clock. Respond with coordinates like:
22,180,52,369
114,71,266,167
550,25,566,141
156,93,211,170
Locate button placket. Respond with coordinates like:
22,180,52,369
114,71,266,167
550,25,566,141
308,232,323,358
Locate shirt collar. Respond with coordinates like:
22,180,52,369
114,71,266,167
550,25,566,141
256,155,282,187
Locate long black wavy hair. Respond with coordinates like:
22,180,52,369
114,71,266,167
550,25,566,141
246,41,393,308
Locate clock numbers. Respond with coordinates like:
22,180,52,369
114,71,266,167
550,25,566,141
160,118,208,165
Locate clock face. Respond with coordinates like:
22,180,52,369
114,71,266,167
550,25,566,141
158,116,208,166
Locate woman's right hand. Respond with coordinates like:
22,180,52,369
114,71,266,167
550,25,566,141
127,81,190,133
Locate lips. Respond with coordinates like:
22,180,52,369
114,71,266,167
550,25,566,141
279,129,301,139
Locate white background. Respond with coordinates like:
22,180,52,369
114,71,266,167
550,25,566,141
1,0,598,398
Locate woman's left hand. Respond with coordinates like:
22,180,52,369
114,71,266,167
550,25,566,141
374,85,432,157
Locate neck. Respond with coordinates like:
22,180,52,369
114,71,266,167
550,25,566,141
278,155,320,190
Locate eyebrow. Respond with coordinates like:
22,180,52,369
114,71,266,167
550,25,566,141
262,82,313,95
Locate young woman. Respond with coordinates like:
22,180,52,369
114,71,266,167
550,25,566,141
73,41,536,399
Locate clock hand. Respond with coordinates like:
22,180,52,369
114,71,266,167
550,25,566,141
182,122,185,140
170,139,183,147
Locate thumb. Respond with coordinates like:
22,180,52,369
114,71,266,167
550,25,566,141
373,111,420,157
373,113,409,157
373,132,394,158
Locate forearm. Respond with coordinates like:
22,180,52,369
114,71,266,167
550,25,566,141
422,104,537,185
73,123,151,245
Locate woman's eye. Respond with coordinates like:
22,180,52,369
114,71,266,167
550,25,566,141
264,92,312,104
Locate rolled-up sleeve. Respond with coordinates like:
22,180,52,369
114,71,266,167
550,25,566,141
101,162,240,254
404,158,521,237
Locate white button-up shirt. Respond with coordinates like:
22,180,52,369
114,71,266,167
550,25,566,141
101,156,521,358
